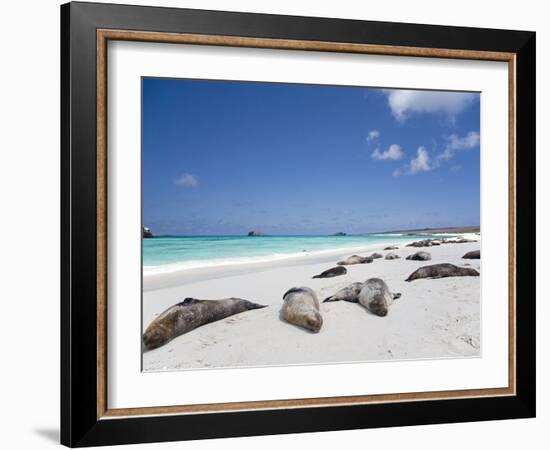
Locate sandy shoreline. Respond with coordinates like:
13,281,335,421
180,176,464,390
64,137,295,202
143,234,481,372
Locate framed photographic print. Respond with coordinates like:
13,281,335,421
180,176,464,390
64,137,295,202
61,1,536,447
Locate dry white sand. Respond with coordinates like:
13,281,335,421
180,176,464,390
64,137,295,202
142,235,481,371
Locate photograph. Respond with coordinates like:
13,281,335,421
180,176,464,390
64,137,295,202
141,78,482,372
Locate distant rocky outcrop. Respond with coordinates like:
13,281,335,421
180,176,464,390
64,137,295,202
332,232,347,236
247,231,267,236
143,227,154,238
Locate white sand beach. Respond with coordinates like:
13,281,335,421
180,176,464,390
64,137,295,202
142,235,481,372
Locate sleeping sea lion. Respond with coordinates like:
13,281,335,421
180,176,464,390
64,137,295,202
312,266,347,279
337,255,373,265
405,263,480,282
323,282,363,303
143,297,267,350
358,278,401,317
406,251,432,261
281,286,323,332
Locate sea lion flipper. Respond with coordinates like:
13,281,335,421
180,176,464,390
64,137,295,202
393,292,402,300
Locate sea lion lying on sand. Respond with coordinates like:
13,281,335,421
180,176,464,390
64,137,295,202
405,263,480,282
370,252,383,259
462,250,480,259
337,255,373,265
281,286,323,332
358,278,401,317
323,282,363,303
143,297,267,350
384,245,399,250
406,239,441,247
313,266,347,279
385,252,400,260
406,251,432,261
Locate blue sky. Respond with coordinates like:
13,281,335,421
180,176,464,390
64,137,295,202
142,78,480,235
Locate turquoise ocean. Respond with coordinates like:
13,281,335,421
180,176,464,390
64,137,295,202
143,234,441,275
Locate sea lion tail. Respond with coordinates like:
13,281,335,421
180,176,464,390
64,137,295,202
312,275,320,279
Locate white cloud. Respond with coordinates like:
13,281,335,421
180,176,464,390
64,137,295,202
384,89,477,122
367,130,380,142
371,144,403,161
409,147,431,174
438,131,480,161
392,146,432,176
174,173,199,187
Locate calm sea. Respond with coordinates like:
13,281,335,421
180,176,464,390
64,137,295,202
142,234,439,274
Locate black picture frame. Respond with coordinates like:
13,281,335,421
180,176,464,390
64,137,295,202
61,1,536,447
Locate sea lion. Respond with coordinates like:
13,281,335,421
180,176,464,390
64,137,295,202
323,282,363,303
358,278,401,317
462,250,480,259
385,252,400,260
312,266,347,279
337,255,373,265
405,263,480,282
384,245,399,250
281,286,323,332
406,239,440,247
370,252,383,259
142,297,267,350
406,251,432,261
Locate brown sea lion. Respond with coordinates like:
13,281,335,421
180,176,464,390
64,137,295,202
323,282,363,303
384,245,399,250
370,252,383,259
405,263,480,282
312,266,347,279
281,286,323,332
143,297,267,350
358,278,401,317
337,255,373,265
385,252,400,260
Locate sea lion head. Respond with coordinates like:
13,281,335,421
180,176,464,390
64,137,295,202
304,311,323,333
368,297,389,317
142,324,171,351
